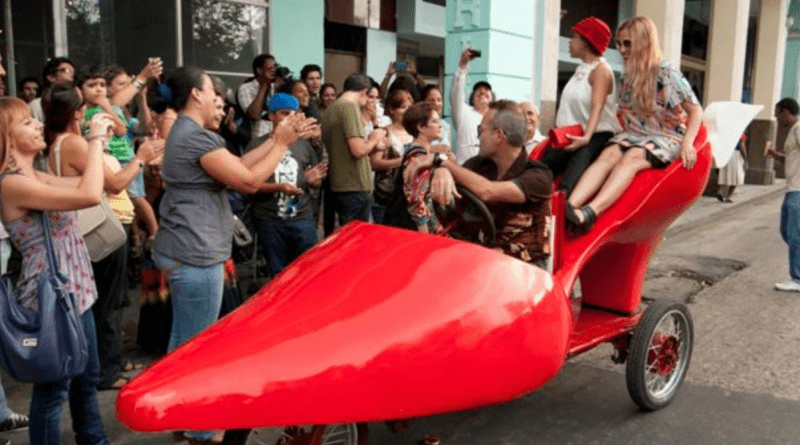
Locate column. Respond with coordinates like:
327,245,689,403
634,0,685,67
271,0,325,74
537,0,561,132
443,0,538,115
748,0,790,184
705,0,749,103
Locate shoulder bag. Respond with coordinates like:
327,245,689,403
53,135,127,262
0,210,88,383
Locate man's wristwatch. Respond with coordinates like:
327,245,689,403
432,152,447,168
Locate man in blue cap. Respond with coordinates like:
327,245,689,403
245,93,328,276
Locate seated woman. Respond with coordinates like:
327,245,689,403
540,16,620,197
566,15,702,233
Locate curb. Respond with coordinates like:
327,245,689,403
666,187,786,238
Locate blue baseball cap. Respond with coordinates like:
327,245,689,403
268,93,299,113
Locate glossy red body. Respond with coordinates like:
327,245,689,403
117,126,710,432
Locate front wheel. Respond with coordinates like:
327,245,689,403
625,299,693,411
308,423,366,445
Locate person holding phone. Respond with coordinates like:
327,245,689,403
380,60,427,101
450,47,493,164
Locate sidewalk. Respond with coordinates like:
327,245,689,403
0,180,789,445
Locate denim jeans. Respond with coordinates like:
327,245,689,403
255,218,317,276
29,310,109,445
153,251,224,442
329,191,371,226
780,191,800,282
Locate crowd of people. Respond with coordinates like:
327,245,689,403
0,13,709,445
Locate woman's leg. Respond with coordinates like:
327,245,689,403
568,144,624,208
29,378,69,445
68,311,109,445
559,132,614,197
154,252,225,442
583,147,652,216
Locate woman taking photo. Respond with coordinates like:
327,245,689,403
0,97,112,445
45,82,163,391
152,67,311,444
540,16,620,198
566,15,702,233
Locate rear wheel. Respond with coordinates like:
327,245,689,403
307,423,365,445
625,299,693,411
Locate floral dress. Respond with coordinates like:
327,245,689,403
6,210,97,314
610,60,699,166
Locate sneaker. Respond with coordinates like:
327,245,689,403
0,412,28,432
775,280,800,292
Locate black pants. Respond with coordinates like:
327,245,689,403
91,225,129,387
540,131,614,197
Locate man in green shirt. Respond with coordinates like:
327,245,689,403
321,73,386,226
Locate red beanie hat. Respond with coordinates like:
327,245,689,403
573,17,611,55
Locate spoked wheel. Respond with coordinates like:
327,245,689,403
625,299,693,411
306,423,366,445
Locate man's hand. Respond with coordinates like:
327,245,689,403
304,162,328,188
403,153,434,183
279,183,304,196
430,167,461,206
459,48,472,70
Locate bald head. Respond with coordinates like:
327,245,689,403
519,101,540,141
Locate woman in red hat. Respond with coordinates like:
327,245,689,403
540,16,621,199
565,15,703,233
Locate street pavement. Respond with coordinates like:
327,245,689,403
0,180,794,445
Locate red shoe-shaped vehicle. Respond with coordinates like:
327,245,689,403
117,125,712,444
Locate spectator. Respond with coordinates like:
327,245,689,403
0,96,112,445
29,57,75,122
17,77,41,103
79,65,162,252
45,83,163,391
420,84,452,150
152,66,310,443
238,53,277,139
371,89,413,223
211,75,250,152
380,61,425,101
319,83,337,114
766,98,800,291
361,82,382,134
321,73,387,231
247,93,326,275
519,101,546,153
300,64,323,102
281,78,322,122
450,48,494,164
717,135,747,203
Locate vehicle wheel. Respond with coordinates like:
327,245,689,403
625,299,693,411
308,423,361,445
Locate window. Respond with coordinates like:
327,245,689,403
184,0,269,84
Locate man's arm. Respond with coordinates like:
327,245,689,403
347,129,387,159
442,160,526,204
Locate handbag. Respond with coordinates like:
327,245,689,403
53,135,127,262
373,133,402,205
548,124,585,149
0,212,88,383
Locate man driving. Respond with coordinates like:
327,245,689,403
396,100,553,267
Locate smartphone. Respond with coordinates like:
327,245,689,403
468,49,482,60
394,60,407,71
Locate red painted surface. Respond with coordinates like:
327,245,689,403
117,126,710,432
567,308,641,357
117,224,572,431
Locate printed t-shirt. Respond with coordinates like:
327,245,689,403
84,105,135,161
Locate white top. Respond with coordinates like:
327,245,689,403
450,66,484,164
784,120,800,191
555,58,621,134
525,129,546,155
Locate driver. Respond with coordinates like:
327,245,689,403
394,100,553,267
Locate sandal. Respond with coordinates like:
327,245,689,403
122,361,144,372
575,205,597,235
98,376,129,390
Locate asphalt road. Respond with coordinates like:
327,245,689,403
2,191,796,445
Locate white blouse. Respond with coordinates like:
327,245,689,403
556,58,621,134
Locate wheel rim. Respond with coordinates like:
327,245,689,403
642,309,691,401
320,423,357,445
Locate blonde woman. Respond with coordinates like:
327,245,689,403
566,16,702,233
